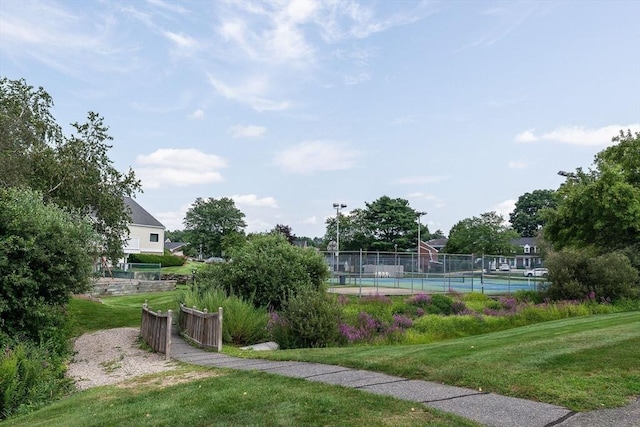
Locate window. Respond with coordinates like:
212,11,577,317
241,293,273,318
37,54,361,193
524,245,530,254
150,233,159,242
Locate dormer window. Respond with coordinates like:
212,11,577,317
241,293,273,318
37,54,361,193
524,244,530,254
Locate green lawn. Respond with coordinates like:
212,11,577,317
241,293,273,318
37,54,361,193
4,367,478,427
67,292,640,412
236,311,640,411
161,260,207,275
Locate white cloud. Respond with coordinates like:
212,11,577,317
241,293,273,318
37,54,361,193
274,140,362,174
390,114,418,125
153,202,192,231
189,109,205,119
300,216,317,225
231,194,278,208
508,160,527,169
514,129,538,143
491,199,516,221
163,31,197,49
135,148,227,188
344,72,371,85
514,124,640,146
246,218,273,233
229,125,266,138
407,192,446,208
208,74,291,112
396,175,448,185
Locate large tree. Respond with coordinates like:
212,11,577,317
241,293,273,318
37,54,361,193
363,196,428,252
0,78,141,262
271,224,296,245
544,130,640,254
445,211,519,255
184,197,246,258
509,189,557,237
323,208,371,251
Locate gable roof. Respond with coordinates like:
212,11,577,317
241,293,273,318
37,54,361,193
512,237,536,247
164,241,186,251
124,197,164,228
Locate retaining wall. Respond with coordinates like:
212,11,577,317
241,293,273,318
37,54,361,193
92,278,176,295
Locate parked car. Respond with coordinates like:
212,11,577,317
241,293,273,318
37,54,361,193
524,268,548,277
499,264,511,271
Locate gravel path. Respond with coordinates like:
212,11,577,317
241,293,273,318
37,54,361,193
67,327,178,390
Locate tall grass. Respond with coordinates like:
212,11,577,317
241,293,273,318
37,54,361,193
178,288,268,345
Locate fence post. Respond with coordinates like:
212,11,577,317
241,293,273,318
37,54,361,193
165,309,172,360
217,307,223,352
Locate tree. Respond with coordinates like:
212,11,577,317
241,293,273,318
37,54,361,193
184,197,246,258
271,224,296,244
323,208,371,251
544,130,640,254
445,211,519,254
0,187,97,343
509,189,557,237
1,78,141,262
165,229,188,242
363,196,428,252
197,233,329,309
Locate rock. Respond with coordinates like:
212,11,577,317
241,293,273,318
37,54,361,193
240,341,279,351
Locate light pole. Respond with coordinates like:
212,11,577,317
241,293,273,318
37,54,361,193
333,203,347,277
416,211,427,275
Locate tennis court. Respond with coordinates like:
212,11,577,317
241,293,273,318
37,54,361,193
329,274,543,295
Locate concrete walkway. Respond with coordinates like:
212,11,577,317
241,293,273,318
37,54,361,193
170,328,638,427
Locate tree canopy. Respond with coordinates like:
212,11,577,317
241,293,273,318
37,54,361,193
509,189,557,237
544,130,640,255
0,77,141,262
323,196,430,252
445,211,519,255
184,197,246,258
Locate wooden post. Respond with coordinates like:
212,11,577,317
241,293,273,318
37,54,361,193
217,306,223,352
165,309,172,360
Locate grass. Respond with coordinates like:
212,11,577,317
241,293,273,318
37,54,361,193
3,367,479,427
66,290,640,412
235,311,640,411
68,291,181,336
161,260,207,275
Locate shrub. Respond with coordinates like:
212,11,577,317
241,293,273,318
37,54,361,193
269,288,342,349
427,294,454,315
544,249,639,301
177,288,268,346
0,337,73,420
128,253,184,268
196,234,329,309
0,188,95,343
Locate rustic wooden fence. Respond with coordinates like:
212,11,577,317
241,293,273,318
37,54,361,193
140,301,172,360
179,304,223,352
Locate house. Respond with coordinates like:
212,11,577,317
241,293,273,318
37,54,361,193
423,237,543,270
511,237,543,269
122,197,165,260
164,240,187,257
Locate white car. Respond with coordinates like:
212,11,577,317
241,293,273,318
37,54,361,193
524,268,548,277
499,264,511,271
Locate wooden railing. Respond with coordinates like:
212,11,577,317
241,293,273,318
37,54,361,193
140,301,173,360
179,304,223,352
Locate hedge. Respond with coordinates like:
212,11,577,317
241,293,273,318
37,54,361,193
128,253,185,267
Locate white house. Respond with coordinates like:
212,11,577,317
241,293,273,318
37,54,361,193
122,197,165,260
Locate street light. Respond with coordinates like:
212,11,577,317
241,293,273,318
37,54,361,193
416,211,427,274
333,203,347,276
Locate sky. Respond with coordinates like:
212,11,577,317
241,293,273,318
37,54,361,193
1,0,639,239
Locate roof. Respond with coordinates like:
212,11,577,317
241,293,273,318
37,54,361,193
164,241,186,251
123,197,165,228
426,238,448,247
512,237,536,246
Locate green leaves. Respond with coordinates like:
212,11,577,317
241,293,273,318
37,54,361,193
184,197,246,258
445,211,518,255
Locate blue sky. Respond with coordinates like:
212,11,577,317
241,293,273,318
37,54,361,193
2,0,639,238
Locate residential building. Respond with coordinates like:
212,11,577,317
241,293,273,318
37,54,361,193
123,197,165,260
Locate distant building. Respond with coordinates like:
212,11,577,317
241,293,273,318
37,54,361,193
122,197,165,260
